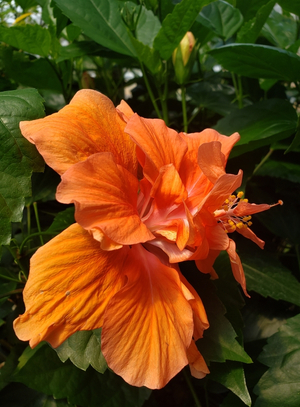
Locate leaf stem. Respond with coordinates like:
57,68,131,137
183,368,202,407
33,202,44,246
0,273,21,283
253,148,274,175
0,288,23,300
140,63,162,119
181,85,188,132
6,246,27,280
19,232,57,254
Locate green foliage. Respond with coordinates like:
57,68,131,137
0,89,44,245
13,344,152,407
199,0,244,41
254,314,300,407
0,0,299,405
55,329,107,373
210,44,300,82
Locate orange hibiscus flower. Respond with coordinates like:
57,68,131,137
13,90,278,389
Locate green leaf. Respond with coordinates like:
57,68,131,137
255,160,300,183
0,382,72,407
242,251,300,306
221,391,249,407
261,9,297,49
56,41,107,63
16,0,38,10
198,0,244,41
210,44,300,82
0,89,44,245
54,0,137,57
135,6,161,47
236,0,275,44
0,25,52,57
278,0,300,17
214,99,298,157
187,81,238,116
153,0,212,60
254,314,300,407
14,344,152,407
180,263,252,364
130,37,162,74
285,115,300,153
55,329,107,373
209,361,251,406
257,202,300,244
2,50,63,92
47,207,75,234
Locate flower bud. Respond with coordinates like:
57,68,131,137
172,32,198,85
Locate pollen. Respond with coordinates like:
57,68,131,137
237,191,244,198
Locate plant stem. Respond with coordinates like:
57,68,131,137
181,85,188,132
33,202,44,246
0,288,23,300
0,273,21,283
6,246,27,280
253,148,274,175
237,74,243,109
140,63,162,119
183,369,202,407
19,232,57,254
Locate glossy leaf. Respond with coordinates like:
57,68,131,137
278,0,300,17
0,89,44,245
153,0,211,60
209,361,251,406
187,81,238,116
0,25,52,57
130,37,162,74
181,263,252,364
199,0,244,40
13,344,152,407
54,0,137,57
210,44,300,82
254,314,300,407
135,6,161,47
55,329,107,373
256,160,300,184
242,251,300,306
214,99,297,157
261,9,297,49
47,207,75,234
57,41,107,63
236,0,275,44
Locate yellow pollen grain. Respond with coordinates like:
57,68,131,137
242,199,248,203
237,191,244,198
230,195,236,200
236,222,244,229
247,221,252,226
228,220,235,225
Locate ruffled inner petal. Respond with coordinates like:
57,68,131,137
125,114,187,183
56,152,154,245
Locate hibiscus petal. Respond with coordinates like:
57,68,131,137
180,130,239,199
13,224,128,348
56,152,154,245
226,239,249,297
233,202,270,217
187,340,210,379
202,171,243,214
178,272,209,340
101,244,194,389
195,249,220,279
198,141,226,184
20,90,137,175
237,226,265,250
116,99,134,121
125,114,188,183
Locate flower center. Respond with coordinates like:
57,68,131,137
214,191,251,233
